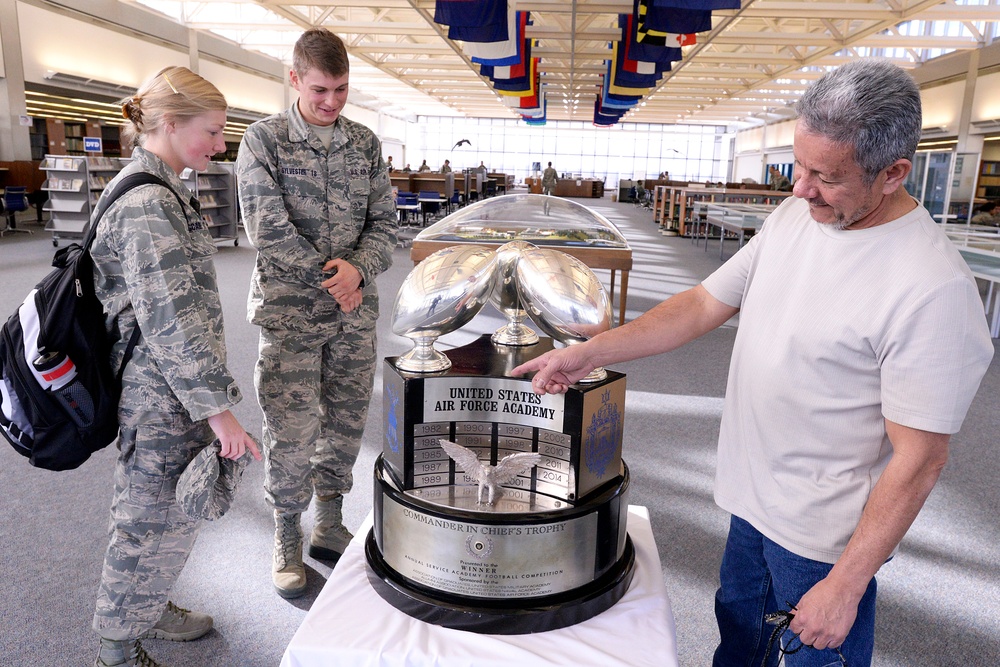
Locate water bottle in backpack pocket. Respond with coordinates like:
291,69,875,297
31,350,95,428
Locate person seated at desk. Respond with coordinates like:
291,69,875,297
475,161,488,176
418,160,430,172
440,159,452,173
971,200,1000,226
635,180,648,205
401,164,411,173
769,166,792,191
386,156,395,172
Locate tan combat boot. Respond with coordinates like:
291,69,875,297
94,637,163,667
273,511,306,598
308,494,354,562
145,601,213,641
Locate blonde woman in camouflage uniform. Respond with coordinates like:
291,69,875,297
90,67,261,667
236,29,397,598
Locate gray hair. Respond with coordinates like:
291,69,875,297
795,58,922,185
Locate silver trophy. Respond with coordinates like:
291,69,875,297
515,247,612,383
391,245,498,373
490,240,540,347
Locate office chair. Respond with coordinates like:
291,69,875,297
1,186,32,236
27,189,48,225
418,190,441,225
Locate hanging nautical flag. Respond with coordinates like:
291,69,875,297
594,95,628,126
502,92,537,108
449,17,508,42
601,69,643,108
462,7,528,65
481,35,530,80
467,10,528,65
638,0,714,35
437,0,510,42
620,14,680,69
606,54,653,97
494,57,538,95
520,99,547,121
610,41,660,89
633,0,699,46
435,0,507,30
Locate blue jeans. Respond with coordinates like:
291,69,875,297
712,515,877,667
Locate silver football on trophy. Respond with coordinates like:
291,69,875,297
490,240,539,347
515,247,612,382
392,245,498,372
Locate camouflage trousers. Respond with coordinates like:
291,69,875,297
93,413,213,640
256,326,376,514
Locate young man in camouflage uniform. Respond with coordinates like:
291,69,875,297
541,162,558,196
236,28,397,598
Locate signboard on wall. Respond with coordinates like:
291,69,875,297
84,136,102,153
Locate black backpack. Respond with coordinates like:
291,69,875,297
0,172,184,470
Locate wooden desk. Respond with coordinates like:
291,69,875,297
390,174,414,193
555,178,604,198
659,187,791,236
487,172,513,194
412,173,455,197
524,176,543,194
411,240,633,326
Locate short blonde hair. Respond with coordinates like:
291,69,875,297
120,66,227,149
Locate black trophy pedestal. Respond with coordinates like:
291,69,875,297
368,335,634,634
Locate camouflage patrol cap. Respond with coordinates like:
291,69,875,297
176,440,254,521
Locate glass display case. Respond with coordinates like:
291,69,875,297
410,194,634,326
413,194,629,249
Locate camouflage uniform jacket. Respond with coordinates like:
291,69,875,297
91,147,242,422
237,104,397,335
542,167,558,189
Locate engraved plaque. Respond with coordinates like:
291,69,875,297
381,495,598,598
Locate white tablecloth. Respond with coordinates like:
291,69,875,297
280,505,677,667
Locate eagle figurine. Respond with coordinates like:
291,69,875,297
439,439,541,505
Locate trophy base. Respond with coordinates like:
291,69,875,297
366,456,635,634
365,531,635,634
394,346,452,373
577,367,608,384
491,325,540,347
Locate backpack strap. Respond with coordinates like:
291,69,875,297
83,171,193,380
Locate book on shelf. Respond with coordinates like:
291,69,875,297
50,178,85,191
87,156,119,170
